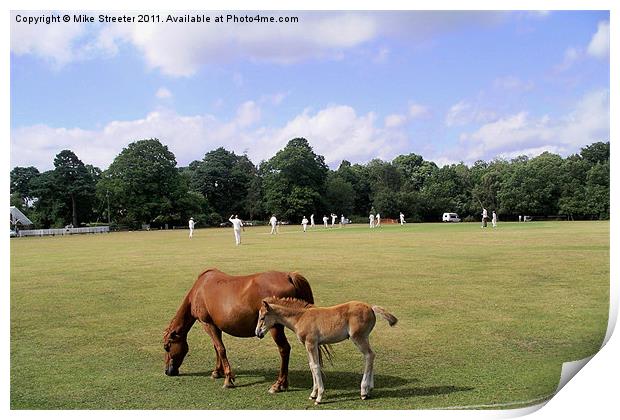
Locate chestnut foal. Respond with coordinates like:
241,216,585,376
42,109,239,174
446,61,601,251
255,297,397,404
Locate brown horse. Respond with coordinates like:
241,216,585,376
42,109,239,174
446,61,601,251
163,268,315,392
255,297,397,404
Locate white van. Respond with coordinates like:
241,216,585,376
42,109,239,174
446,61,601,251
442,212,461,222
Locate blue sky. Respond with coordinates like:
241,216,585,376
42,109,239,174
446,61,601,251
10,10,610,170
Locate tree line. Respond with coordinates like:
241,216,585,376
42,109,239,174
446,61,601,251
10,138,610,229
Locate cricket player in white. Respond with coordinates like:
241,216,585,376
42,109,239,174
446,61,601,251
376,213,381,227
302,216,309,232
492,211,497,228
369,213,375,228
269,215,278,234
323,215,328,228
340,215,345,227
331,213,337,227
188,217,195,238
481,208,488,228
310,214,315,227
399,212,405,225
229,214,244,245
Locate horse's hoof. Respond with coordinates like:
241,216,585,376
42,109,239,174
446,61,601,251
314,401,321,405
211,371,223,379
269,384,287,394
361,394,368,400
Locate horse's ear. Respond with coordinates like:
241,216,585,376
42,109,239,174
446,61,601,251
262,300,271,311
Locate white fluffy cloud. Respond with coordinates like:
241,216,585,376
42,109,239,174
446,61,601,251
555,20,609,72
88,12,379,76
254,105,408,165
155,87,173,99
11,102,410,171
452,89,609,162
11,11,510,77
409,103,431,119
445,100,496,127
235,101,261,127
11,12,87,67
587,21,610,59
384,114,407,128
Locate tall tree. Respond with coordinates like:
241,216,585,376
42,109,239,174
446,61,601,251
10,166,40,208
10,166,40,213
188,148,256,217
261,138,328,221
498,152,564,217
53,150,97,226
580,141,610,165
97,139,184,227
324,173,355,216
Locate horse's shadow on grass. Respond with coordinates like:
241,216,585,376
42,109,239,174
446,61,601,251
184,368,473,403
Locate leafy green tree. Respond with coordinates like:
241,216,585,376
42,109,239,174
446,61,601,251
28,170,61,227
558,155,590,220
10,166,40,208
336,161,372,216
498,152,564,217
324,173,355,216
188,148,256,218
261,138,328,220
97,139,185,227
393,153,437,191
25,150,97,228
585,161,610,219
371,188,400,218
53,150,98,226
580,141,609,165
420,163,471,220
366,159,401,193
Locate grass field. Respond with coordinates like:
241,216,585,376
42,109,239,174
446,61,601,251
10,221,609,410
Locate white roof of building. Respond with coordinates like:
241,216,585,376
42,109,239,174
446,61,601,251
10,206,33,226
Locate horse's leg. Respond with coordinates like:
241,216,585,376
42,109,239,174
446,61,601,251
305,344,318,401
351,334,375,400
305,341,324,404
203,323,235,388
268,325,290,393
202,324,224,378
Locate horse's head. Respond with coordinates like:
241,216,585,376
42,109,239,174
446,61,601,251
255,300,277,339
163,327,188,376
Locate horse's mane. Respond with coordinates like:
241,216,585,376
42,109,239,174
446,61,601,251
264,296,314,310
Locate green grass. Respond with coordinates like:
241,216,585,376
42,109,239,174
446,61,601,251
10,221,609,409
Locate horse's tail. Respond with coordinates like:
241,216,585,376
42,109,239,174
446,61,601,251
372,306,398,327
288,272,315,304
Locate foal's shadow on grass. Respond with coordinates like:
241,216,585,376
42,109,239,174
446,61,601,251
189,368,474,403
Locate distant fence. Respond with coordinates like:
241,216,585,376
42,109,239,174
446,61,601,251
18,226,110,237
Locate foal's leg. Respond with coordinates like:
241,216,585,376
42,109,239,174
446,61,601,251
268,325,290,393
351,334,375,400
305,341,324,404
203,323,235,388
202,324,223,378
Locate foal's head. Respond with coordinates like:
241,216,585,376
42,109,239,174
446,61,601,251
255,300,278,339
163,327,189,376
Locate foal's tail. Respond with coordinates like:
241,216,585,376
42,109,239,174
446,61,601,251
372,306,398,327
